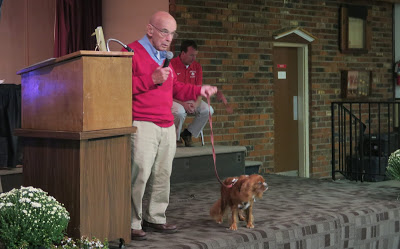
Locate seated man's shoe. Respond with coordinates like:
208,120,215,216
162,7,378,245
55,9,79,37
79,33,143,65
176,139,185,147
143,220,177,233
131,229,147,240
180,131,193,147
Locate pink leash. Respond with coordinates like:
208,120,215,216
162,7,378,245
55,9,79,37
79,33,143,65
207,91,234,188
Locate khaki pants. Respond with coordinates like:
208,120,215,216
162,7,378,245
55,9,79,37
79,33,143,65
130,121,176,230
172,100,214,141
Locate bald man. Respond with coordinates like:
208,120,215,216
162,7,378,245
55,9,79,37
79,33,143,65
125,11,218,240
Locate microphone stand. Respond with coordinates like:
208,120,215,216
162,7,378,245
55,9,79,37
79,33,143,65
106,38,134,52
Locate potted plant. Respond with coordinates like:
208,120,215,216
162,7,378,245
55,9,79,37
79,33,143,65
52,236,109,248
0,186,70,248
387,149,400,181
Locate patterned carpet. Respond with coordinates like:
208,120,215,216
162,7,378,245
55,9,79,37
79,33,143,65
110,174,400,249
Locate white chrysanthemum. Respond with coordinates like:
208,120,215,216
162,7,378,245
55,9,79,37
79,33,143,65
22,210,28,215
31,202,42,208
19,197,31,203
6,203,14,207
25,186,41,193
1,189,15,198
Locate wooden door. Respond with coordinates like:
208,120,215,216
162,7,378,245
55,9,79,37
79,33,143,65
273,47,299,173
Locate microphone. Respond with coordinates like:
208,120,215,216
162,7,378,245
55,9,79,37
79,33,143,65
158,51,174,86
123,44,134,52
163,51,174,67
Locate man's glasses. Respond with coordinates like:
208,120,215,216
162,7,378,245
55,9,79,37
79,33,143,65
150,24,178,39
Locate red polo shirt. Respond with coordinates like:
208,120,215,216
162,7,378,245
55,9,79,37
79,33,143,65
170,55,203,86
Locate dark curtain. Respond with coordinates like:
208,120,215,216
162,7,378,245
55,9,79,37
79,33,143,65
0,84,21,168
0,0,4,20
54,0,102,57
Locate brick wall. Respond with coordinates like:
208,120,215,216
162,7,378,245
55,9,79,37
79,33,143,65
171,0,394,178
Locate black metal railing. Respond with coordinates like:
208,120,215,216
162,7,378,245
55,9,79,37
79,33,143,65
331,102,400,181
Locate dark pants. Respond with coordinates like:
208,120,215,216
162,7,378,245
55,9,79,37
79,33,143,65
0,84,21,168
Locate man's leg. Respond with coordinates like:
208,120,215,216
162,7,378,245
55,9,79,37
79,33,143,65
187,100,214,138
131,121,159,233
142,125,177,232
171,101,187,141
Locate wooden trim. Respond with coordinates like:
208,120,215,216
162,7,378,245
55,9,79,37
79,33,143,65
14,127,137,140
169,0,176,17
274,27,316,43
340,6,348,53
17,50,134,75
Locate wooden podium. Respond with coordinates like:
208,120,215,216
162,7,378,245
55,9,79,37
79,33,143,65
15,51,135,243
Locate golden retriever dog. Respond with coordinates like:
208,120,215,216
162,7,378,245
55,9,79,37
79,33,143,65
210,174,268,230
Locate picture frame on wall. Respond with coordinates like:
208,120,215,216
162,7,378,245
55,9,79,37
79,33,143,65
341,70,372,99
340,5,371,53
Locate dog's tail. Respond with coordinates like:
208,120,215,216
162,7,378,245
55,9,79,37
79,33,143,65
210,199,223,224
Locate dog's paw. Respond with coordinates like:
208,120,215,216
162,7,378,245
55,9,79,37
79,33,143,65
246,223,254,229
238,208,246,221
229,223,238,230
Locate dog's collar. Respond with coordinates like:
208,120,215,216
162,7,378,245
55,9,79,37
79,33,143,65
231,178,238,185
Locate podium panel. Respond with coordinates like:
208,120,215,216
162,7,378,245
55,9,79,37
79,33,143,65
17,51,132,132
18,129,133,241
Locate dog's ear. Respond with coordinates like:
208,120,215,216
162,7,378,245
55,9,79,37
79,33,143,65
255,175,265,183
236,175,252,193
224,176,238,185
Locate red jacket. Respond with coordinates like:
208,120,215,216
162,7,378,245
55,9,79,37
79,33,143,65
127,41,201,127
170,56,203,86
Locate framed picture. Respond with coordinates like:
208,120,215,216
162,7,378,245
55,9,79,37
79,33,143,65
340,5,371,53
341,70,372,99
348,17,365,49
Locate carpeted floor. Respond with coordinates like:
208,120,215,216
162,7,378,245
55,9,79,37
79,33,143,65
109,174,400,249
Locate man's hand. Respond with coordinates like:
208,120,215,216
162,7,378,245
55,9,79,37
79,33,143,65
152,67,171,85
200,85,218,98
183,102,195,114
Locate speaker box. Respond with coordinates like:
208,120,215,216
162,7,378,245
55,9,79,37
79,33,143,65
363,156,388,182
362,133,399,157
345,156,363,181
345,155,388,182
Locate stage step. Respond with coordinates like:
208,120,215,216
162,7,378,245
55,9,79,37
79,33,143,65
171,145,246,184
245,160,262,174
0,167,23,193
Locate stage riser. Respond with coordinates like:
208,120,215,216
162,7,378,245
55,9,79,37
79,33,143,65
0,170,23,193
171,151,245,184
0,146,250,192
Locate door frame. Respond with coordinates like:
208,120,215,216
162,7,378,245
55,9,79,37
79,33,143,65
273,42,310,178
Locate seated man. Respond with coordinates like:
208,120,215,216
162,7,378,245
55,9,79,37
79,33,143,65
171,40,214,147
